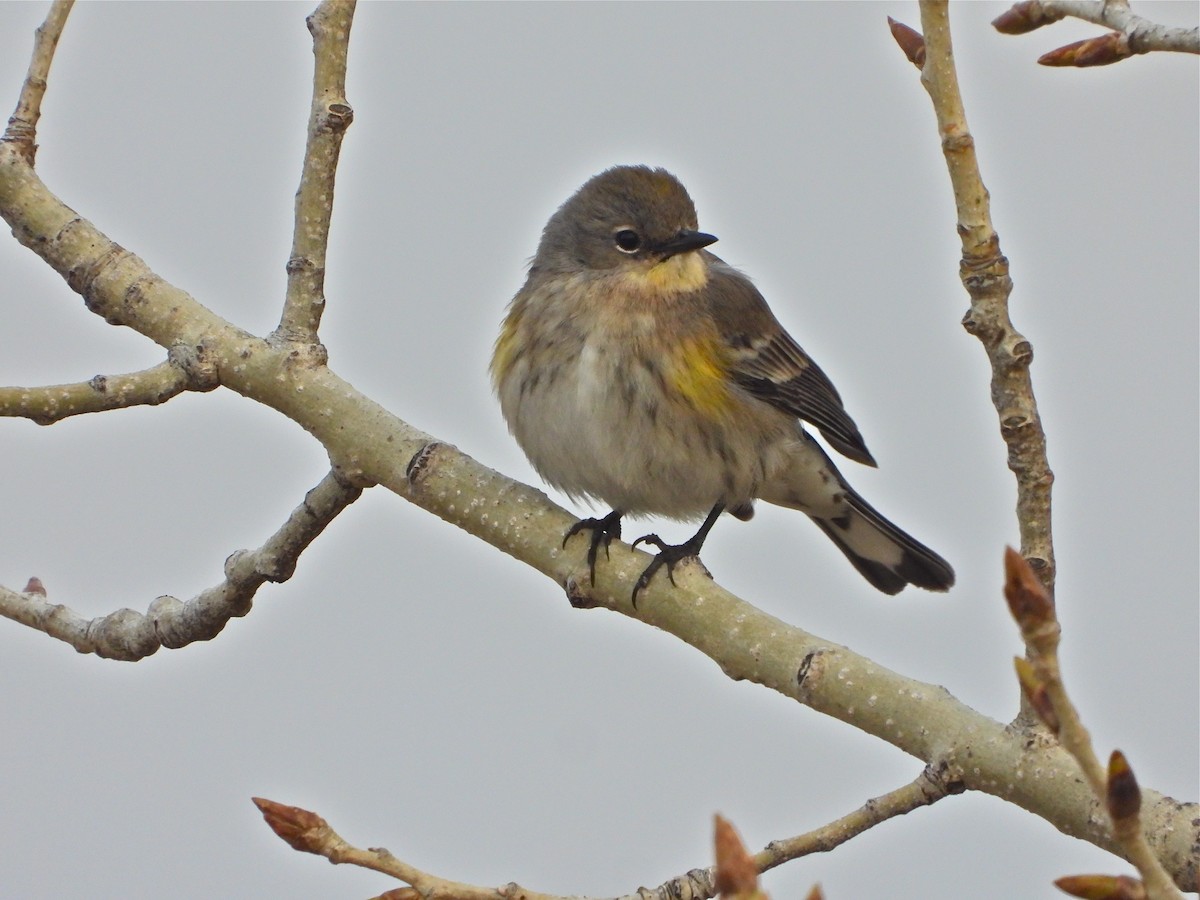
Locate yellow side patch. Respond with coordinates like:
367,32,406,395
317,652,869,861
490,312,521,386
666,335,734,419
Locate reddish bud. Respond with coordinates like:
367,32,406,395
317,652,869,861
1014,657,1060,734
1039,33,1130,67
1003,547,1055,631
805,887,825,900
252,797,329,855
1105,750,1141,822
23,577,46,596
1054,874,1145,899
888,17,926,68
714,814,762,898
992,1,1065,35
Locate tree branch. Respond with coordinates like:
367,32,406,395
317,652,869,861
0,470,362,660
993,1,1200,66
0,344,220,424
647,766,959,897
1005,550,1184,899
1,0,72,162
901,1,1057,593
276,0,356,343
254,776,944,900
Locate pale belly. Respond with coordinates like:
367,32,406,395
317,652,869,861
498,336,798,520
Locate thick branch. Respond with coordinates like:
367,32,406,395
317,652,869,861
276,0,356,342
0,471,362,660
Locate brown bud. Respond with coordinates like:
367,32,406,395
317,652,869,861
887,17,926,68
1039,33,1130,67
23,577,46,596
1013,657,1060,734
992,1,1065,35
1105,750,1141,823
252,797,329,855
804,887,825,900
1003,547,1055,631
1054,874,1146,899
714,814,763,898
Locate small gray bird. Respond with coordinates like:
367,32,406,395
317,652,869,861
491,165,953,601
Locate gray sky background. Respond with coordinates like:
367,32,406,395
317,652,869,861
1,3,1196,898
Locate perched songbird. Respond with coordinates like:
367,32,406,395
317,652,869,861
491,165,953,601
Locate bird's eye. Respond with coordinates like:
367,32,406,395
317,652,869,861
613,229,641,253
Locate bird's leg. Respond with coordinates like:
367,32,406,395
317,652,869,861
563,509,624,585
631,503,725,606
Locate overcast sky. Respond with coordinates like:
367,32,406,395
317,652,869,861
1,3,1196,898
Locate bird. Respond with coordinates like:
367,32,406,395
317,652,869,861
490,165,953,602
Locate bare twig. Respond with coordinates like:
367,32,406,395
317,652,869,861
255,797,564,900
275,0,356,343
1,0,73,162
1004,550,1184,900
0,471,362,660
651,766,958,897
755,765,957,871
893,2,1056,594
0,345,220,424
994,1,1199,66
255,771,953,900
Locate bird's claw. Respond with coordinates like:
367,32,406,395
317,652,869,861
630,533,702,607
564,511,623,586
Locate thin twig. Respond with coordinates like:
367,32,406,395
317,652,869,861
1005,550,1184,900
0,345,219,424
255,797,562,900
898,2,1057,595
756,765,958,871
256,770,952,900
1,0,73,162
275,0,356,343
648,766,959,897
0,471,363,660
993,0,1199,65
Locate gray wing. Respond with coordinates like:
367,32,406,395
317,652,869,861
703,257,877,467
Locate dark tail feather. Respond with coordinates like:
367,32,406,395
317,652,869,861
811,489,954,595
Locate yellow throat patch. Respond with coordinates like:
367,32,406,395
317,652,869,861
623,251,710,295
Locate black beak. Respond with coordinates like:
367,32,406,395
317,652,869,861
656,229,719,259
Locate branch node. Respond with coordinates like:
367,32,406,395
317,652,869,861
405,441,444,485
563,575,597,609
320,101,354,133
168,342,220,391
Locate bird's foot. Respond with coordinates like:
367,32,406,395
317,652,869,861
630,532,707,607
563,510,623,586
